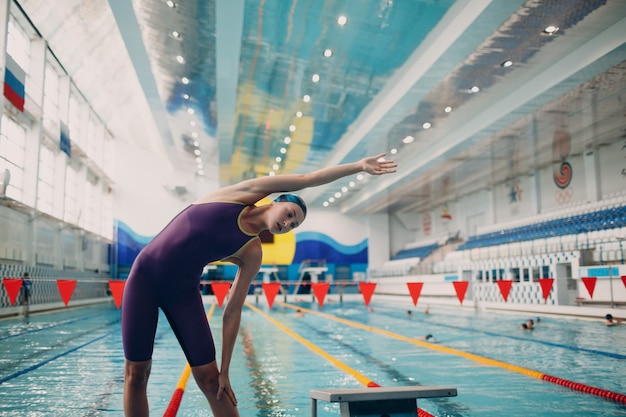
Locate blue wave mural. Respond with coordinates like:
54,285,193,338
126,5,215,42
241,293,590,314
293,231,368,264
116,220,154,266
114,224,368,279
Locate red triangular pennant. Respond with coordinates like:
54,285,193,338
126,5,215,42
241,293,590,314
211,282,231,308
496,280,513,302
2,278,23,306
359,282,377,307
406,282,423,306
581,277,597,298
56,279,77,306
621,276,626,290
262,282,281,309
312,283,330,308
108,280,126,309
538,278,554,301
453,281,469,305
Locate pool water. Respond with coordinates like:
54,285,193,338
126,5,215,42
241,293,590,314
0,299,625,416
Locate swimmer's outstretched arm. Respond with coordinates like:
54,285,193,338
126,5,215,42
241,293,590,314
198,153,397,205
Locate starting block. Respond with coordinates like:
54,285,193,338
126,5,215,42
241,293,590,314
310,385,457,417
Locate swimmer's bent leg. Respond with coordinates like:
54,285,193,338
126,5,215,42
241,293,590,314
121,273,159,362
161,288,216,366
124,359,151,417
192,362,240,417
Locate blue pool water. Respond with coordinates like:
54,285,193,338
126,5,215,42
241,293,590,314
1,299,625,416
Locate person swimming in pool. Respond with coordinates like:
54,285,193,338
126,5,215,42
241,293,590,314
605,314,623,326
121,153,397,417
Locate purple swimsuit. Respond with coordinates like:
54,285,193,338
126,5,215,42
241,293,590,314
121,202,257,366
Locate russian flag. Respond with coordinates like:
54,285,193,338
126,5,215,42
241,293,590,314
4,55,25,112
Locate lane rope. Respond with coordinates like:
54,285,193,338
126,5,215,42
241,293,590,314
278,302,626,405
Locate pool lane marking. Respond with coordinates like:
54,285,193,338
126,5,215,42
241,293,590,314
0,312,107,341
278,302,626,405
245,303,439,417
398,313,625,360
163,302,216,417
0,330,116,384
246,302,374,387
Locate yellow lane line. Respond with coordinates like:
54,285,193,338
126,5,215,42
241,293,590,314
245,302,377,387
277,301,545,380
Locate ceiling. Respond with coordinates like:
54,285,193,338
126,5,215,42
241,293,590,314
17,0,626,215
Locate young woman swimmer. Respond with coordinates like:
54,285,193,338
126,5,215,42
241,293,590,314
122,153,397,416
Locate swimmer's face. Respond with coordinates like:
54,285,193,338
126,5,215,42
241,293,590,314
270,202,305,234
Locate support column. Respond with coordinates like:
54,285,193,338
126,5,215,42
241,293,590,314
368,213,390,269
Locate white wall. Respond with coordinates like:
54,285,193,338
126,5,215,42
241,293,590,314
389,133,626,250
112,138,199,236
296,209,369,245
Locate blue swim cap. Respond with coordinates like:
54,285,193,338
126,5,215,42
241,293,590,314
274,194,307,218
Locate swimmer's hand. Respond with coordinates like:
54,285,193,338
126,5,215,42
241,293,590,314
361,153,397,176
217,373,238,406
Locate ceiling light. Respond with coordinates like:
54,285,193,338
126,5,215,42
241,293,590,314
166,1,176,8
183,93,189,99
544,25,559,34
323,49,333,57
422,122,431,129
198,170,204,175
187,108,194,114
356,174,364,180
195,157,202,163
275,156,282,162
280,147,287,154
295,111,303,118
501,60,513,68
284,136,291,144
273,164,279,170
329,197,335,203
444,106,452,113
403,135,414,144
190,121,196,126
341,186,348,193
470,86,480,93
323,202,329,207
303,95,311,103
194,149,201,156
334,192,342,198
337,16,347,25
269,171,275,176
312,74,320,82
193,141,199,146
176,55,185,64
390,148,398,154
349,181,355,187
289,125,296,132
171,31,181,39
181,77,189,84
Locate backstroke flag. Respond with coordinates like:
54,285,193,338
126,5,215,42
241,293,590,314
4,54,25,112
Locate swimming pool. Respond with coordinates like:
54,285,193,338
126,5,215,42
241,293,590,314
0,298,624,416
